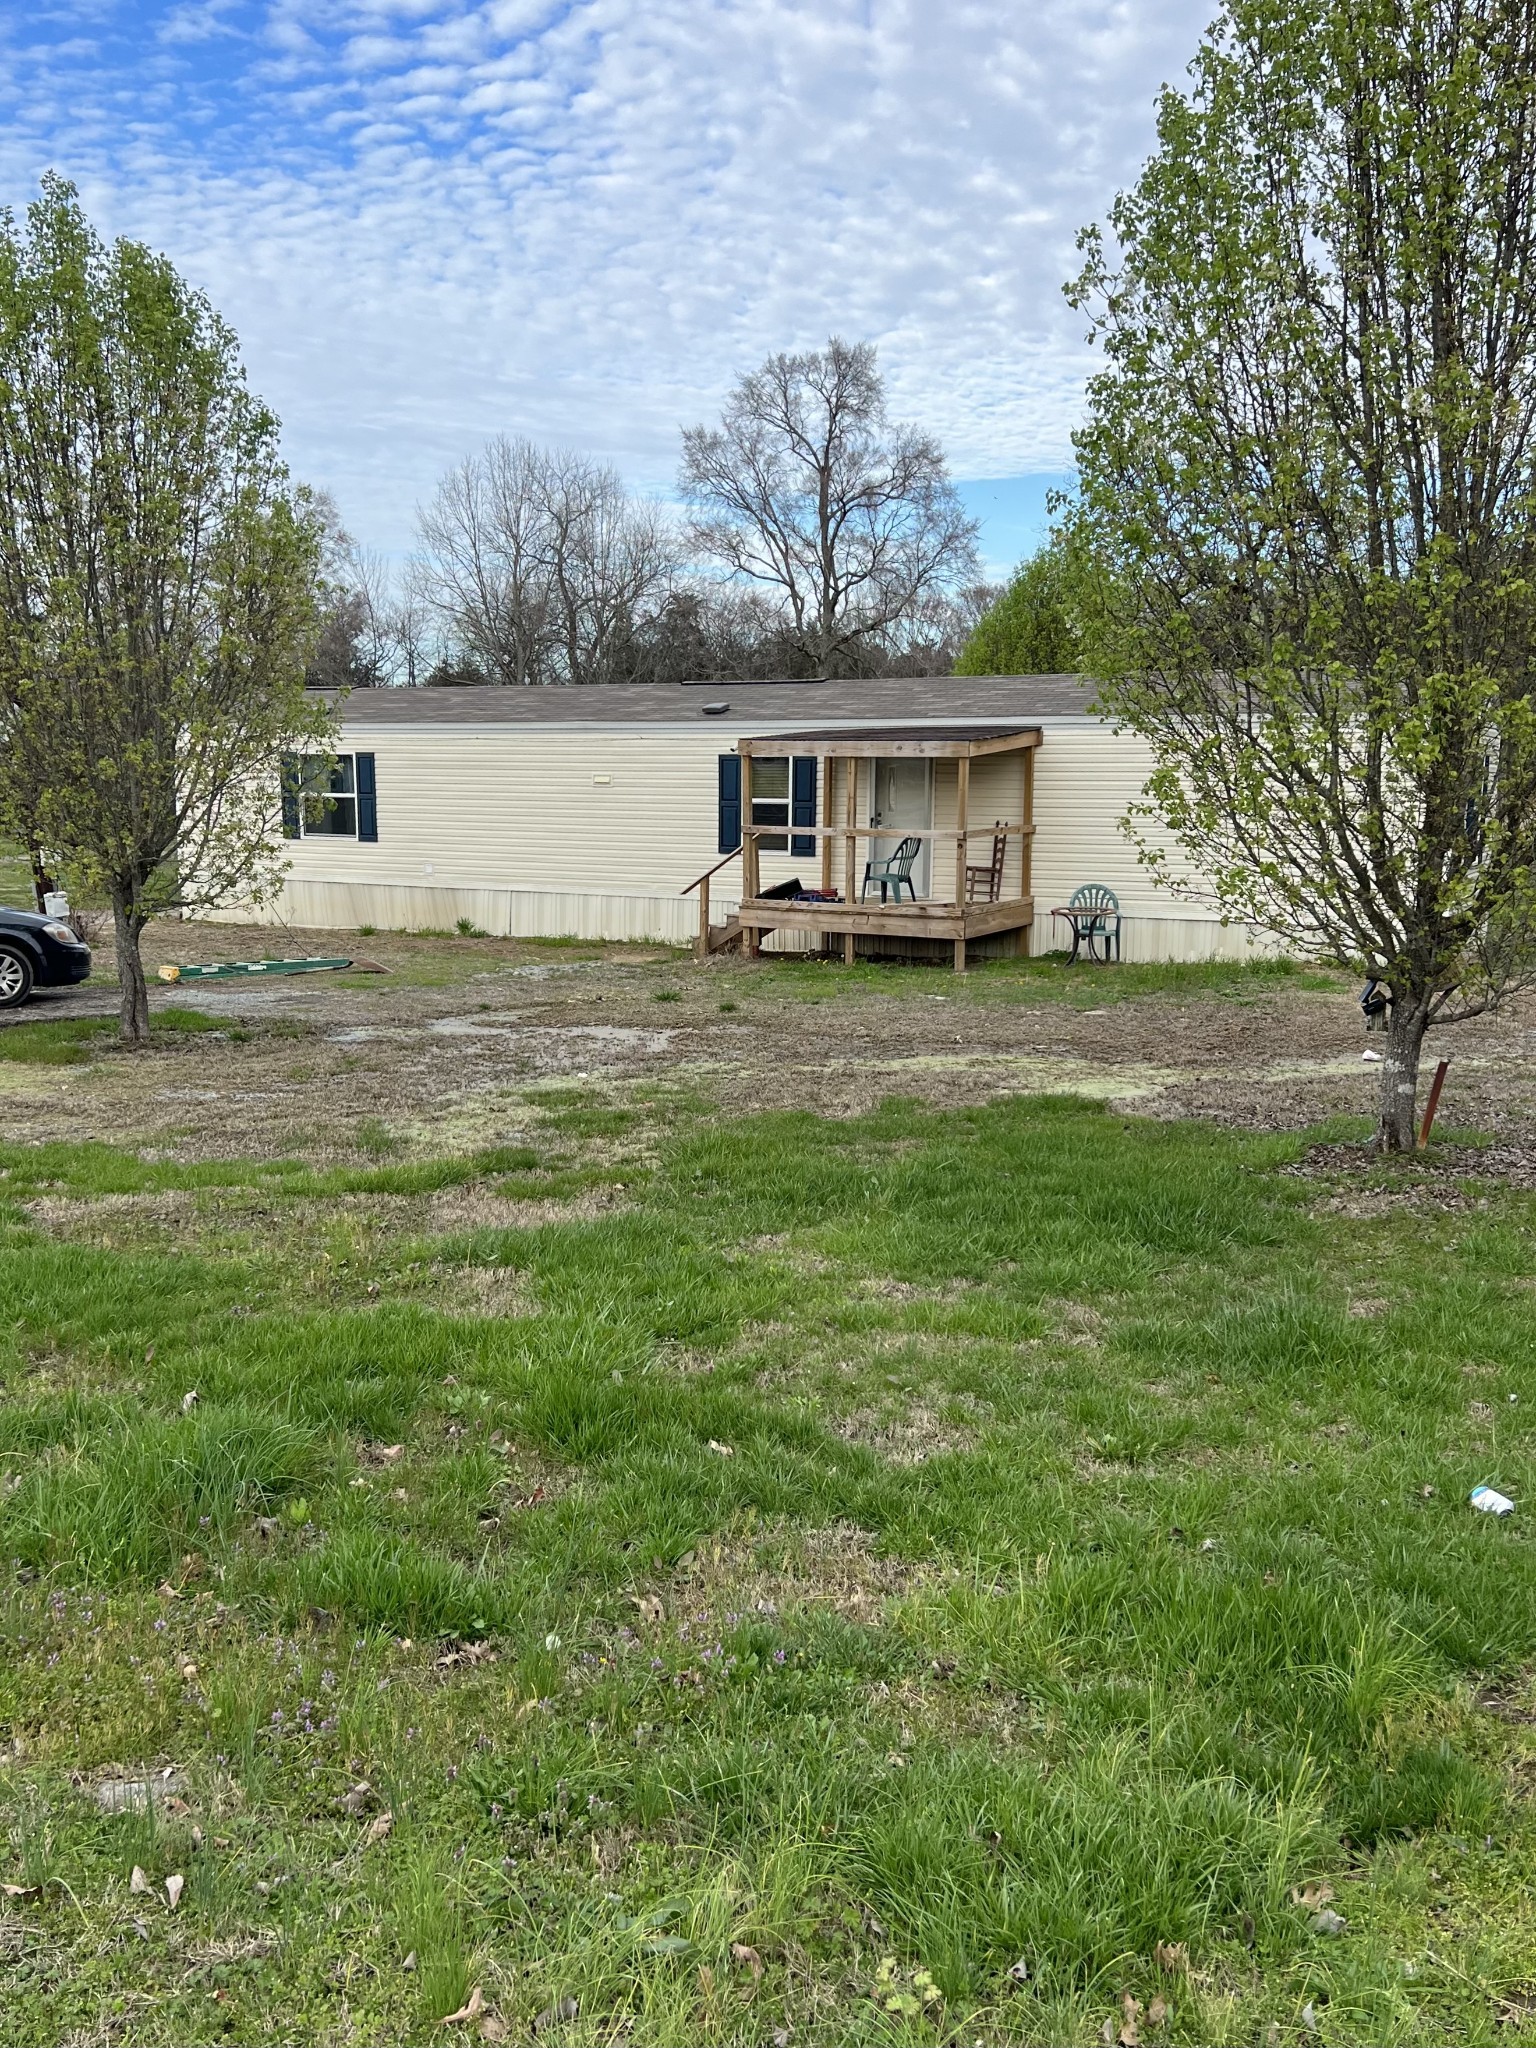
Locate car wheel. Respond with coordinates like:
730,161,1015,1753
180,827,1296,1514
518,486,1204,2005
0,943,35,1009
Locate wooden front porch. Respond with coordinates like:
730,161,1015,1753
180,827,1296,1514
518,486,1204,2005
689,723,1040,972
736,890,1035,969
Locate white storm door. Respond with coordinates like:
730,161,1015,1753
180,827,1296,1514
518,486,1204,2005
869,759,933,898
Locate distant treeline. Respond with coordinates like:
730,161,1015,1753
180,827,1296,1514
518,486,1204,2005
308,338,1018,688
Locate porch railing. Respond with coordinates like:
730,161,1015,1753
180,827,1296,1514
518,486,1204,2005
736,821,1035,908
681,823,1039,958
680,845,743,959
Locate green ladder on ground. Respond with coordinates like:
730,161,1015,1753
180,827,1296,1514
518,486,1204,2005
157,956,355,983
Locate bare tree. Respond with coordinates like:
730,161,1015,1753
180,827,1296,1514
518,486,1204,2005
679,338,980,676
628,582,793,684
339,546,435,688
418,442,548,686
305,493,436,689
416,438,674,685
886,580,1002,676
304,495,381,689
374,562,434,688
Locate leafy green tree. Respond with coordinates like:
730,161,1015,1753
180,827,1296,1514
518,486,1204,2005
955,532,1083,675
0,177,328,1042
1071,0,1536,1151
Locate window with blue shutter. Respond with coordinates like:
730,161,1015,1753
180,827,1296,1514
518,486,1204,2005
791,756,818,858
280,752,370,838
356,752,378,842
718,753,742,854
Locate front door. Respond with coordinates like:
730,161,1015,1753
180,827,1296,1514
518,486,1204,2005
870,759,933,898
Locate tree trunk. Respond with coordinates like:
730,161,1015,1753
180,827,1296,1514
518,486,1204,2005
29,847,57,914
111,887,151,1046
1376,997,1430,1153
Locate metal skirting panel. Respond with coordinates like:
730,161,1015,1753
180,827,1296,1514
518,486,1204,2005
1028,912,1273,964
197,879,1273,963
202,879,818,952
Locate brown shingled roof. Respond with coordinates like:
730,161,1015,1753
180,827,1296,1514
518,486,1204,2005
327,675,1098,727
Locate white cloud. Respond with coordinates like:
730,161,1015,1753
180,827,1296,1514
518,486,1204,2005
0,0,1210,557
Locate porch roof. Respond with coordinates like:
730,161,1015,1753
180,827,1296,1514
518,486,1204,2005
736,723,1041,760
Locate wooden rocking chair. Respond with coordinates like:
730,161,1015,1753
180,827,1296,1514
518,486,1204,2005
964,823,1007,903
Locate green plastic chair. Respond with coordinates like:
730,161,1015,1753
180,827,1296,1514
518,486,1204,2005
1061,883,1122,962
862,835,922,903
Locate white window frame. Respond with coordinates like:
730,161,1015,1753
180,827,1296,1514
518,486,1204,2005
751,755,791,852
295,752,358,838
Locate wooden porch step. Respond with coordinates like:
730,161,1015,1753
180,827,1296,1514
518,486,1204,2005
705,917,745,955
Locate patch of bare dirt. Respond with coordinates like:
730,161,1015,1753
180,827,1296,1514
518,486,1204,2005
1313,1182,1495,1216
830,1400,983,1465
650,1339,718,1375
1280,1134,1536,1210
664,1519,946,1623
421,1262,540,1319
23,1189,201,1232
5,914,1536,1176
1046,1298,1109,1347
855,1275,976,1305
422,1184,632,1233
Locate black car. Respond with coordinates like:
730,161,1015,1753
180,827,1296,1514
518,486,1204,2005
0,905,93,1008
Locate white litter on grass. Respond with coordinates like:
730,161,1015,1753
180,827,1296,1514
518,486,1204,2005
1471,1484,1515,1516
91,1769,184,1814
1362,1050,1383,1062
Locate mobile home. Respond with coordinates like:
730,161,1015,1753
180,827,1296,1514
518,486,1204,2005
248,676,1259,964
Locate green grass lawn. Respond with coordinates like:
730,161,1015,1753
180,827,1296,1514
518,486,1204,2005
2,1093,1534,2044
753,950,1347,1010
0,1008,223,1065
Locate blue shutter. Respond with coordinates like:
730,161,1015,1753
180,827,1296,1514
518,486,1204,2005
791,756,818,858
280,754,301,840
356,752,378,842
718,753,742,854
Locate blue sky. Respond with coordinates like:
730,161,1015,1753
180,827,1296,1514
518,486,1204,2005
0,1,1210,580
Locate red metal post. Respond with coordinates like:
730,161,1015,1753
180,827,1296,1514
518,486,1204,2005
1417,1058,1450,1150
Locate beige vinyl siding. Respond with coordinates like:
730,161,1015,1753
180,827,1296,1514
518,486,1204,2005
823,758,867,898
270,879,708,945
962,753,1031,901
261,725,814,948
221,715,1270,962
1027,723,1263,959
278,729,808,899
926,754,1031,903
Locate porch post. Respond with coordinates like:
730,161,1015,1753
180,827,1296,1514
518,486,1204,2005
843,758,857,965
738,751,762,956
1021,745,1034,963
820,752,833,893
953,752,972,973
740,751,758,902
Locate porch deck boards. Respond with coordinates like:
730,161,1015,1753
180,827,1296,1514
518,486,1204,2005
737,895,1034,942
